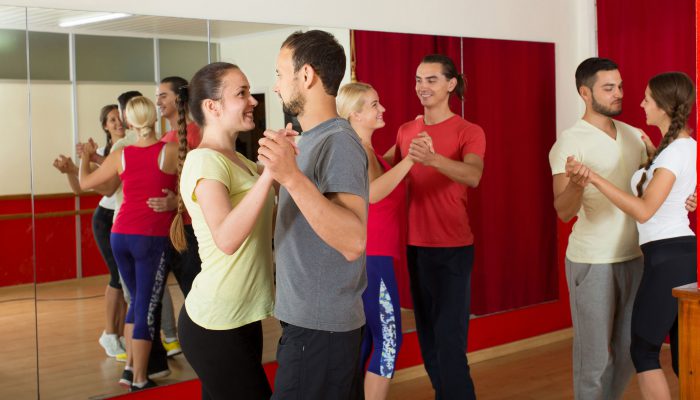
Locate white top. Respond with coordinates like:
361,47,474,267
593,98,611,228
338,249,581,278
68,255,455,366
96,146,117,210
549,119,647,263
631,137,697,245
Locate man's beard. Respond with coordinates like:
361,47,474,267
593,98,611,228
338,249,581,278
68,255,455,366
592,94,622,117
282,90,305,117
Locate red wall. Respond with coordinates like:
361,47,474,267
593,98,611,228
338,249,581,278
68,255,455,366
0,193,109,287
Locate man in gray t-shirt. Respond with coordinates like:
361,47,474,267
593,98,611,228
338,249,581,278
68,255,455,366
257,30,368,400
274,117,368,332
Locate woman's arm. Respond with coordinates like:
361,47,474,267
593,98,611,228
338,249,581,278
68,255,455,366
566,158,675,223
195,170,275,256
369,156,413,204
79,143,122,194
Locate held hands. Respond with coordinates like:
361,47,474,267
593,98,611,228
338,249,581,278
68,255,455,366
565,156,593,188
147,189,178,213
257,123,301,186
52,155,78,175
408,132,437,166
77,138,99,161
686,189,697,212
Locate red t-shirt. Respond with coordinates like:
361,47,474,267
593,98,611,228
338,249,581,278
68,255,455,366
161,121,201,225
366,151,407,260
160,122,202,149
396,115,486,247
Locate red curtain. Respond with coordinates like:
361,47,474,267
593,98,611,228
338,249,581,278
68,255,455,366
354,31,558,315
597,0,696,230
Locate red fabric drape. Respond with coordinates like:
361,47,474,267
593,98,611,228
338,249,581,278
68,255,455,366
597,0,697,231
355,31,558,315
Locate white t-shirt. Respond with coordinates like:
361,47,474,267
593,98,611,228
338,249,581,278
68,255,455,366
96,146,117,210
549,119,647,263
631,137,696,245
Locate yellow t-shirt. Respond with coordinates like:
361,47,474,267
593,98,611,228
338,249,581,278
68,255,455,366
549,119,647,264
181,148,275,330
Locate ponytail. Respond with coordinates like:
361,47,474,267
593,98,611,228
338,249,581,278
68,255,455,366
169,85,190,252
635,72,695,197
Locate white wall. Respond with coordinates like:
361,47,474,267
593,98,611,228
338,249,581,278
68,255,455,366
5,0,598,140
217,26,351,130
0,79,157,196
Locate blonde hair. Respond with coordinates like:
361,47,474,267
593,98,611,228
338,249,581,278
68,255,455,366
125,96,157,138
337,82,374,120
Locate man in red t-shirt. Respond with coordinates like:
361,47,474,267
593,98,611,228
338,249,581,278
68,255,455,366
392,54,485,400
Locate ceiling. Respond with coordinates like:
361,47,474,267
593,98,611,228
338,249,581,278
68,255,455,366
0,6,296,40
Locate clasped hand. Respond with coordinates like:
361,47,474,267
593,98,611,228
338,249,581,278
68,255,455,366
257,123,300,185
565,156,592,187
408,132,436,165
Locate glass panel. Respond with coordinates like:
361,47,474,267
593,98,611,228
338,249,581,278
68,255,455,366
75,35,154,82
158,38,210,80
0,28,27,79
0,5,38,400
29,31,69,80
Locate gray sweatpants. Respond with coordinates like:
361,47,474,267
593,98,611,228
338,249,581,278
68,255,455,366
565,257,643,400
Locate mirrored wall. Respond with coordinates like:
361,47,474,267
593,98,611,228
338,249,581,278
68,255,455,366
0,5,558,399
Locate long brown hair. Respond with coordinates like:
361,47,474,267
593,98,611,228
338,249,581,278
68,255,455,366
99,104,119,156
169,63,240,252
636,72,695,196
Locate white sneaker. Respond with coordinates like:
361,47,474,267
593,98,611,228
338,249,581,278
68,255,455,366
99,331,124,357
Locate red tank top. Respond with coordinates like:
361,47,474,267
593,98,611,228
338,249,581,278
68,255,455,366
366,151,407,260
112,142,177,236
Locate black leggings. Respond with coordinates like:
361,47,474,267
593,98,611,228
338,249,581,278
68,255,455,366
630,236,697,374
92,206,121,289
178,308,271,400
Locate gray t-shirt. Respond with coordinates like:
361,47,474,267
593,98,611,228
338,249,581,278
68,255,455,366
274,117,369,332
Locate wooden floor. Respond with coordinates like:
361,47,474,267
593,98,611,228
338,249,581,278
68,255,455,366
1,276,679,399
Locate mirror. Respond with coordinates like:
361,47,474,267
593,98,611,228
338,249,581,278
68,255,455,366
25,8,210,398
0,5,38,400
10,5,559,398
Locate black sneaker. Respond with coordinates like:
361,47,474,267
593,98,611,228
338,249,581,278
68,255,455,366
147,357,171,379
118,369,133,387
130,379,158,392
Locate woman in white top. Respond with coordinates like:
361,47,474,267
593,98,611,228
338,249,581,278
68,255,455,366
53,104,128,358
566,71,696,400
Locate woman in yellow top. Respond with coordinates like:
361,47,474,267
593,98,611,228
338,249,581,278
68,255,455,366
169,62,276,400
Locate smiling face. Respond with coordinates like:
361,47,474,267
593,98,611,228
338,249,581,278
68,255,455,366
156,82,178,120
274,47,305,117
415,62,456,109
640,85,669,128
352,89,386,131
103,108,125,140
588,69,623,117
218,68,258,133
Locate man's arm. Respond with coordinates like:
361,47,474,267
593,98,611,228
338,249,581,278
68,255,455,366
552,156,592,222
258,131,367,261
409,135,483,187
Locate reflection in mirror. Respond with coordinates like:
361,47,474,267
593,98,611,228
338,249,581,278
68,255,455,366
352,30,558,318
0,5,38,400
24,8,210,398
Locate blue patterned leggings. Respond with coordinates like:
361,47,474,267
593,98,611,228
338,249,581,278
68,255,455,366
360,255,403,378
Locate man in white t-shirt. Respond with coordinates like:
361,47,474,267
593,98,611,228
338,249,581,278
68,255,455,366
549,57,648,400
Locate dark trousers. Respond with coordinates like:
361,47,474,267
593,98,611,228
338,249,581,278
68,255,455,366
407,245,475,400
179,308,271,400
631,236,697,375
167,224,201,298
91,206,121,289
272,322,363,400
